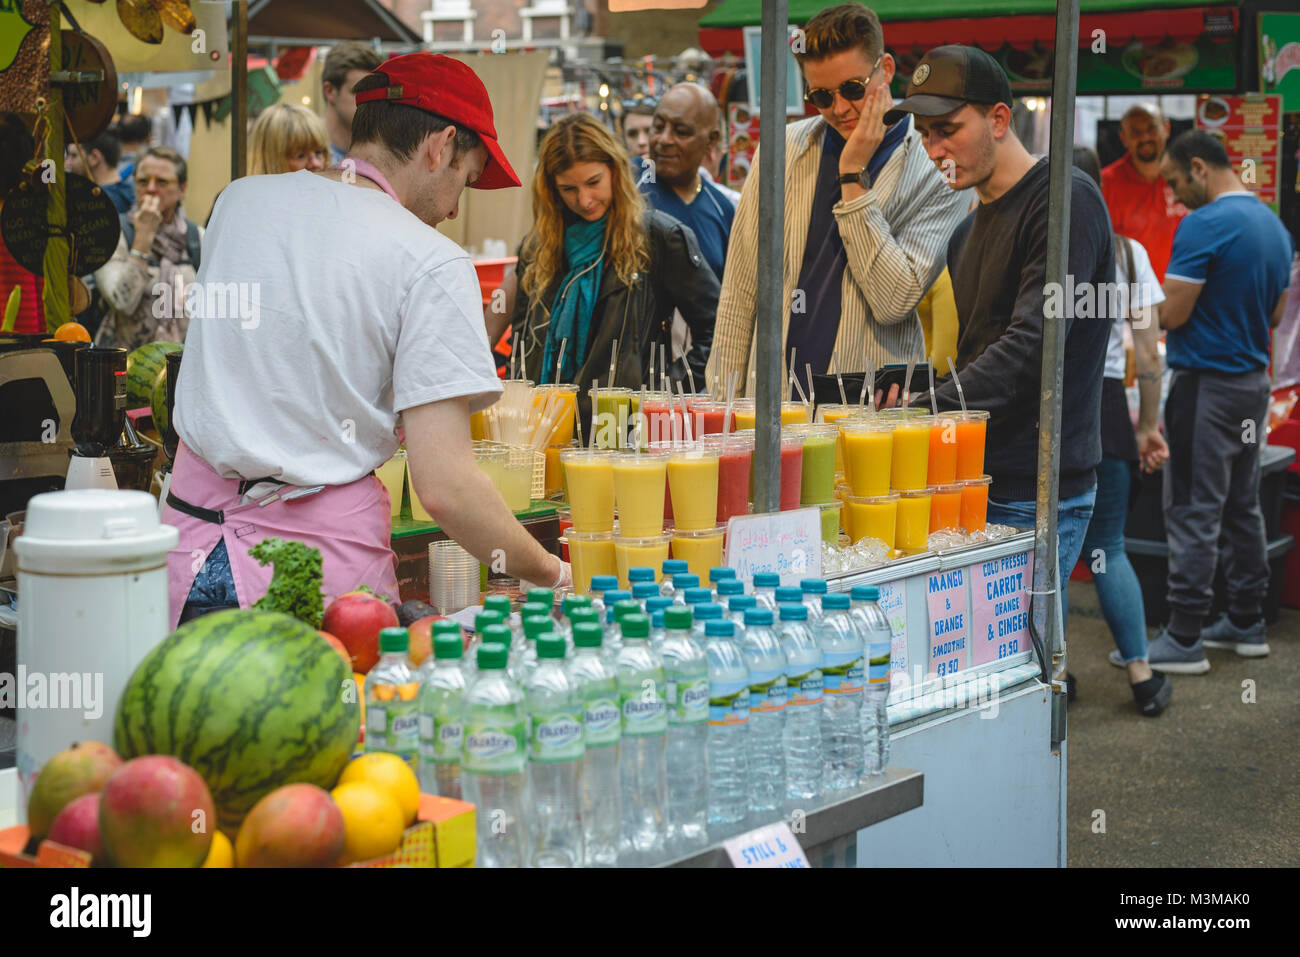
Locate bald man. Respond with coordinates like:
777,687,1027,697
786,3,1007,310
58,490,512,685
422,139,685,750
635,83,735,281
1101,103,1188,280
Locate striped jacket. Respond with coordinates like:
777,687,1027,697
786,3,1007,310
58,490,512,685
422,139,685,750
706,114,972,394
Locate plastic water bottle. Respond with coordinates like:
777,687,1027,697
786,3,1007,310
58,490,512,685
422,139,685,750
512,613,554,685
557,594,591,649
682,587,713,611
816,593,864,790
649,609,666,647
483,594,515,632
775,585,806,610
851,585,892,775
690,601,724,643
510,602,548,678
602,593,634,658
715,578,745,604
660,560,689,598
752,572,781,611
800,578,828,620
659,605,709,851
738,608,787,815
628,567,656,589
670,573,701,604
632,581,660,605
709,567,738,594
615,613,669,861
589,575,620,620
366,628,420,770
461,641,530,867
567,622,621,867
704,618,749,829
417,623,468,799
524,634,584,867
777,603,823,802
463,610,505,683
727,594,757,632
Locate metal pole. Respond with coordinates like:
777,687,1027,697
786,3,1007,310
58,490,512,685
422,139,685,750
753,0,788,513
42,3,69,333
231,0,249,180
1038,0,1080,749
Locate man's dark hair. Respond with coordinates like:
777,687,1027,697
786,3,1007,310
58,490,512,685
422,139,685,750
80,129,122,169
1072,145,1101,187
350,72,482,163
1165,129,1231,174
138,144,187,185
795,3,885,63
115,113,152,145
1,113,34,196
323,41,384,91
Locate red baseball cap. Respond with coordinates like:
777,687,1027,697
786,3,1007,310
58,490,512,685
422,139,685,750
354,52,521,190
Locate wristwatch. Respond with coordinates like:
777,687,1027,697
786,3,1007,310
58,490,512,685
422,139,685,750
837,167,872,189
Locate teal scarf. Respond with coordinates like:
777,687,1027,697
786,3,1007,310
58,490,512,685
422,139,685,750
541,215,607,384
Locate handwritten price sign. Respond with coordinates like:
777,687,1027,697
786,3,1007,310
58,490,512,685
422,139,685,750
926,568,968,678
970,550,1031,666
876,579,907,677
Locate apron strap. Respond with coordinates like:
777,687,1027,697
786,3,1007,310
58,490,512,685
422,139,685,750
167,489,224,525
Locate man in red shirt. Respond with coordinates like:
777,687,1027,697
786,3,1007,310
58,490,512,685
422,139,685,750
1100,103,1188,280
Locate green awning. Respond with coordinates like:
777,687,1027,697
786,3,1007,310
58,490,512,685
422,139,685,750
700,0,1231,29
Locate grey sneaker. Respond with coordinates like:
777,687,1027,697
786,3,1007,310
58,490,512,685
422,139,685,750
1108,649,1131,668
1200,614,1270,657
1146,627,1211,675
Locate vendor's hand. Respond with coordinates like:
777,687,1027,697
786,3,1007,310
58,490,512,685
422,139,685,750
873,383,903,409
840,83,892,175
521,557,571,594
1137,429,1169,473
133,194,163,247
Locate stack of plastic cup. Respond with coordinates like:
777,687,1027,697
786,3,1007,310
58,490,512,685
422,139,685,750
960,475,992,533
429,539,481,614
703,432,754,524
612,449,672,587
592,386,634,450
561,449,616,593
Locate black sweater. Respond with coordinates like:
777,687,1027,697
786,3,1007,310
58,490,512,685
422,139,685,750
932,159,1114,502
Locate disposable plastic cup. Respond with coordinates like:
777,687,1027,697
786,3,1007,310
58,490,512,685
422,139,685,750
560,449,615,533
896,488,933,554
407,454,435,522
703,433,754,524
469,409,487,441
671,525,726,582
890,414,934,492
533,384,579,447
429,540,481,614
690,399,735,436
960,475,991,533
929,482,963,532
612,451,670,537
781,401,811,426
928,413,960,486
499,452,534,512
668,447,721,531
789,424,838,506
840,420,893,498
614,534,673,588
566,530,617,595
592,387,634,450
544,444,567,497
732,399,757,431
376,450,406,518
842,493,898,550
819,501,843,545
779,434,803,511
955,410,990,481
817,403,870,473
557,507,573,562
635,391,683,448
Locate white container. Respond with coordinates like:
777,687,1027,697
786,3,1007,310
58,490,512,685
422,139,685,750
12,489,178,813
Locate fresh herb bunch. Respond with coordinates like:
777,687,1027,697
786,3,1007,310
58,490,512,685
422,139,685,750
250,537,325,629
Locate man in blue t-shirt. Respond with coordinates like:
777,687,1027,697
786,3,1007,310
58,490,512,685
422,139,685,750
1149,130,1293,673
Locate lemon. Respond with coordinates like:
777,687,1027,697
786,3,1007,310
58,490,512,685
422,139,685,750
202,830,234,868
330,781,405,865
337,752,419,825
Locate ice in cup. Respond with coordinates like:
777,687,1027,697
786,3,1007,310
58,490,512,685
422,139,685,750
929,483,963,532
928,414,960,486
789,424,838,506
960,475,991,533
671,525,726,582
668,447,721,531
842,493,898,550
955,410,989,480
614,533,673,587
889,413,933,492
376,449,407,518
896,488,933,554
840,419,893,497
592,387,634,450
533,384,579,447
560,449,615,533
819,501,843,545
566,530,617,595
611,451,670,537
703,433,754,524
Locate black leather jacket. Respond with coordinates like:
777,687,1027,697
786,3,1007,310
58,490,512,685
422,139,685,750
511,209,720,429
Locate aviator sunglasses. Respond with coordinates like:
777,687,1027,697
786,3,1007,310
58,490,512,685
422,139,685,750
803,57,884,110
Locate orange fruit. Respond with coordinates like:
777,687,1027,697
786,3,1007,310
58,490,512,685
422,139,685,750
330,781,405,864
53,322,91,342
337,752,419,825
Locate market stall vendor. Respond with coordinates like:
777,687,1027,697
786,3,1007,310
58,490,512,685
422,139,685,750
163,53,568,628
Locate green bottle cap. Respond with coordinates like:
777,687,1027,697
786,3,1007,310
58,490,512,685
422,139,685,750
527,589,554,608
536,635,566,659
433,632,463,659
573,622,603,648
379,627,408,653
522,615,554,640
613,599,642,622
664,606,693,631
483,595,513,617
477,641,508,670
621,613,650,639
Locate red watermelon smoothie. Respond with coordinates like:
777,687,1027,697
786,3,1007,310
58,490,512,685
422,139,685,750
704,433,754,524
691,400,735,436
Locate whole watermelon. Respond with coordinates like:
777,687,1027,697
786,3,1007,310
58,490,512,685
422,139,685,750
114,609,360,830
125,341,181,410
151,367,168,436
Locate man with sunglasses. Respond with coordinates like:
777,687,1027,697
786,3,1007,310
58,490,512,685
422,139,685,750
708,3,970,396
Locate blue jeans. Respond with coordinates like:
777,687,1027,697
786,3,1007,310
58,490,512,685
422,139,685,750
1081,458,1148,663
987,485,1097,630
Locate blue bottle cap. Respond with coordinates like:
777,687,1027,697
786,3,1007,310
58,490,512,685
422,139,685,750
779,603,808,621
709,567,738,583
704,619,735,637
821,593,850,610
694,602,724,621
775,586,804,604
800,579,828,594
753,572,780,588
715,579,745,597
683,587,713,605
628,566,656,583
743,607,774,626
590,575,619,593
851,584,881,602
632,582,660,599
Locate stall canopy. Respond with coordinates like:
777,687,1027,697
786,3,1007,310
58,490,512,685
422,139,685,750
247,0,422,44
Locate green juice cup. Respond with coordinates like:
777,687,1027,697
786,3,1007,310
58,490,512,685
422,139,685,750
592,386,634,450
789,424,838,506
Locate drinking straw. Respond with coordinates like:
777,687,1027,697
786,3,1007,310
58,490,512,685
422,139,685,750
722,370,738,441
927,360,938,415
590,378,599,449
747,367,755,399
660,344,668,393
790,367,810,407
684,360,697,395
575,390,585,450
511,332,520,379
676,381,694,443
902,358,916,409
555,338,567,386
947,357,969,414
788,346,797,400
636,386,646,456
804,362,815,421
833,356,848,406
859,353,873,407
609,338,619,388
648,347,656,393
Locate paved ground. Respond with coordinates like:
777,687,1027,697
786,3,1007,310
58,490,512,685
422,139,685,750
1065,580,1300,867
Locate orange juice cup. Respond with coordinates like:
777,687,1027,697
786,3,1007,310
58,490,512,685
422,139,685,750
781,401,811,426
896,489,932,554
890,413,933,492
612,451,670,537
667,447,721,531
960,475,992,533
928,414,960,486
842,493,898,550
671,525,727,582
614,533,673,587
732,399,757,431
544,444,570,497
534,384,579,447
955,410,989,480
929,482,963,531
817,403,869,473
470,409,488,441
840,419,893,497
566,530,617,595
560,449,615,533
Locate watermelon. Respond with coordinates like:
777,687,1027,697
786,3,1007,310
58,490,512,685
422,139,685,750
114,609,360,831
151,366,168,435
125,341,181,410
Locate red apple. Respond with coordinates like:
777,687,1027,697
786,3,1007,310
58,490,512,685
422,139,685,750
407,615,446,666
322,591,399,674
48,793,104,862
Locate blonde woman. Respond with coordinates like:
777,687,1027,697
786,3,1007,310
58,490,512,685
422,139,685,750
249,103,329,175
499,112,719,426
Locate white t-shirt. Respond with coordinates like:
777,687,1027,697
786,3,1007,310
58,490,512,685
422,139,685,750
1104,235,1166,381
176,170,502,487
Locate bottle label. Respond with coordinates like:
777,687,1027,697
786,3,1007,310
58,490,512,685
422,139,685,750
418,713,435,758
671,678,710,725
868,640,891,684
788,668,824,707
621,685,668,736
582,697,621,746
708,679,750,726
748,667,788,714
530,712,584,762
367,705,386,734
434,716,463,763
822,652,865,695
462,722,526,774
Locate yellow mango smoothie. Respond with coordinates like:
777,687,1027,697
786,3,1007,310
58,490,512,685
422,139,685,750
667,448,720,531
612,452,670,537
560,449,615,532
